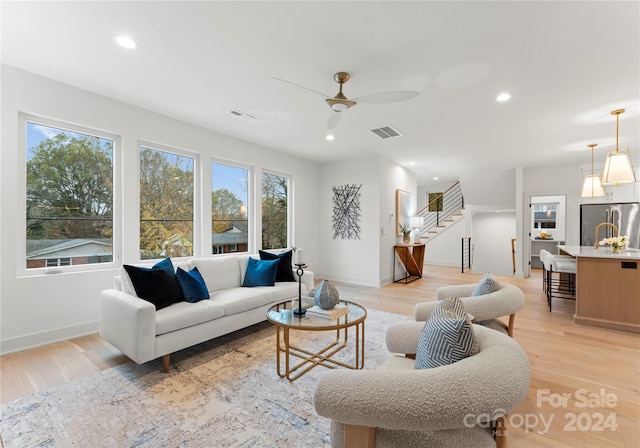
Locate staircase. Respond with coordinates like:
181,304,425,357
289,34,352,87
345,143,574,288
416,181,465,242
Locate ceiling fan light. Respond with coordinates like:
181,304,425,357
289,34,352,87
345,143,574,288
602,149,636,185
331,103,348,112
580,175,605,198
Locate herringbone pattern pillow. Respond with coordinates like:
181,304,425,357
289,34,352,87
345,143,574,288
415,297,479,369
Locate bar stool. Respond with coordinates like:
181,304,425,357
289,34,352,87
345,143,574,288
541,249,576,311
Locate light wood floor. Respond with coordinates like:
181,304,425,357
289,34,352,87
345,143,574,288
1,266,638,447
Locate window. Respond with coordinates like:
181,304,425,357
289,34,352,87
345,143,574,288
139,145,194,260
262,171,289,249
212,161,249,254
25,120,114,270
46,258,71,267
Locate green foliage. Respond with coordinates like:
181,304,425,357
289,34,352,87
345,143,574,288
26,133,113,239
139,148,194,259
399,222,412,236
262,172,288,249
212,188,245,233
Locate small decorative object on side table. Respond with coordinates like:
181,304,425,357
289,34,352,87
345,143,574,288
294,263,307,316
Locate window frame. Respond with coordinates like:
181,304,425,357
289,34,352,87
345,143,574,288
261,168,292,250
18,114,122,276
138,141,200,262
210,157,252,256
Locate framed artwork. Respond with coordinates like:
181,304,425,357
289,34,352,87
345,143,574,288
332,184,362,240
428,192,443,212
395,189,410,236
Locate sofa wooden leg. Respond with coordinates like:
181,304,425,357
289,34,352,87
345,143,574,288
507,314,516,338
344,424,376,448
162,354,170,373
495,415,508,448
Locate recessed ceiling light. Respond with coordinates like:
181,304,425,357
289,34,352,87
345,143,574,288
496,92,511,102
433,177,439,180
325,134,335,141
409,161,415,166
114,35,137,49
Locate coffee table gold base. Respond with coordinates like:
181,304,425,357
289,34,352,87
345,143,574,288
275,322,365,382
267,300,367,382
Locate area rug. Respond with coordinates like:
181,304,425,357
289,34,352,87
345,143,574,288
1,308,410,448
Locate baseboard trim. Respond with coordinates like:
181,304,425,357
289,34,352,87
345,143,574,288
0,320,99,356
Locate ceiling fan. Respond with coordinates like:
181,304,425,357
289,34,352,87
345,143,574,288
274,72,419,129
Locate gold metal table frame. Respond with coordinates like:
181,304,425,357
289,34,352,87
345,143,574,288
266,300,366,382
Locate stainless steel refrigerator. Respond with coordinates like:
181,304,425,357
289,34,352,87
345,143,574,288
580,203,640,249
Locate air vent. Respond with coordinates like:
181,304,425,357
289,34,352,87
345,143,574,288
370,124,402,139
230,110,256,120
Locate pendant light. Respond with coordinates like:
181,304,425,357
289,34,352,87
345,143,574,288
602,109,636,185
580,143,605,198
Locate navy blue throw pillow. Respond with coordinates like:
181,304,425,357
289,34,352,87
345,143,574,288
259,250,295,282
123,258,184,310
176,267,210,303
243,257,280,287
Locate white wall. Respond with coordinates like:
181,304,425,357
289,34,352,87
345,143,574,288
316,156,380,286
423,217,467,268
316,155,416,287
0,65,321,354
379,161,417,285
471,211,517,276
521,163,582,276
459,168,516,209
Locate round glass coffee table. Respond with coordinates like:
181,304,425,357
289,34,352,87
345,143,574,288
266,299,367,381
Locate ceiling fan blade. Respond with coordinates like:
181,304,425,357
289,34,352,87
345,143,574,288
272,77,330,99
327,111,342,129
353,90,419,104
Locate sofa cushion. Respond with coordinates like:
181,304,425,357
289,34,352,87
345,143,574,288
123,259,184,310
189,256,241,291
271,282,302,302
176,267,209,303
415,297,479,369
471,273,501,296
259,250,296,282
210,287,274,316
155,300,225,336
242,258,280,287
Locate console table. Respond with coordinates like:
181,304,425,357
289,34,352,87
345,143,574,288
394,243,425,283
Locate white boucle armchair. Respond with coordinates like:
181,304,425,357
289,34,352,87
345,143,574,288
314,324,530,448
415,282,525,337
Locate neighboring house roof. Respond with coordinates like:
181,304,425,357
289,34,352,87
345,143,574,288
212,222,248,245
26,238,112,259
212,232,247,245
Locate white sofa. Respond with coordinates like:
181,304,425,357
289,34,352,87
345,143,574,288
100,253,314,371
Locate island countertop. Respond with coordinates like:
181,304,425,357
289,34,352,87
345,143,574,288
557,245,640,260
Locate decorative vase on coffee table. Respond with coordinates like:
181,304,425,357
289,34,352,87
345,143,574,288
314,280,339,310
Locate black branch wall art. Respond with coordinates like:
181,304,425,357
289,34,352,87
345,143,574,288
332,184,362,240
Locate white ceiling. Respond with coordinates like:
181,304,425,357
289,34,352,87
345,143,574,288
2,1,639,187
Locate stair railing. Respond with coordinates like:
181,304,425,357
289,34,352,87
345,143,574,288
461,236,472,273
416,181,464,238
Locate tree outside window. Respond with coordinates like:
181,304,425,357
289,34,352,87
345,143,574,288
26,121,113,269
262,172,288,250
211,162,249,254
139,146,194,260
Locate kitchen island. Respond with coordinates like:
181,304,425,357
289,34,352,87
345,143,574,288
557,245,640,333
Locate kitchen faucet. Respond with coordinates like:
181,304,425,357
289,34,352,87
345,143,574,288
594,222,619,249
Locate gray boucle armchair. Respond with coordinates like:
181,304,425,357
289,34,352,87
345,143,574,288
314,324,530,448
415,282,525,337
